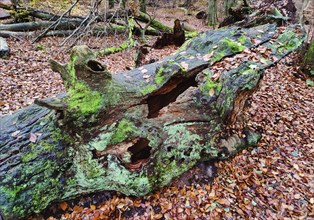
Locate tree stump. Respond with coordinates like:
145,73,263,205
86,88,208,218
0,23,305,219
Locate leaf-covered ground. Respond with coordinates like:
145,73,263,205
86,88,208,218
1,2,314,219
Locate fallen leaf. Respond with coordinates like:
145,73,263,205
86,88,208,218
29,133,37,143
59,202,68,211
209,88,215,96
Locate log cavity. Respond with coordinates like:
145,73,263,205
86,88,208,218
87,60,105,72
146,75,198,118
128,138,151,163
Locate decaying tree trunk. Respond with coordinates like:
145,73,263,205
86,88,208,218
0,23,305,219
0,20,82,32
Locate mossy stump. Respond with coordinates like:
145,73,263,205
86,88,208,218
0,23,305,219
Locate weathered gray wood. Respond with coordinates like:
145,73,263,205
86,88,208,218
0,10,10,19
0,23,305,219
0,20,82,32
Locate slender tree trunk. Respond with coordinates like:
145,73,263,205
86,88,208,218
140,0,146,13
208,0,218,26
109,0,114,9
224,0,235,16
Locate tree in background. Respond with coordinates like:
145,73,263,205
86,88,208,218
108,0,114,8
208,0,218,26
140,0,146,13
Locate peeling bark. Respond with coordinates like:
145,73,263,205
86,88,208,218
0,23,305,219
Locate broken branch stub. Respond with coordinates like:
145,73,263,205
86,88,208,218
0,24,305,219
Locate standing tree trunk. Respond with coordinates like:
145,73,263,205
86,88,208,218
0,23,305,220
224,0,235,16
208,0,218,26
108,0,114,9
140,0,146,13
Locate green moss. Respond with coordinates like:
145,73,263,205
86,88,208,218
238,35,248,45
150,123,205,185
140,84,157,95
275,30,303,55
155,66,166,85
21,128,67,163
185,31,199,39
229,30,236,35
200,78,222,95
69,150,152,196
35,44,46,51
177,39,192,52
97,38,136,56
97,18,135,56
111,119,135,143
224,38,246,53
68,81,102,115
303,41,314,71
271,7,282,17
101,81,124,107
153,160,194,186
88,123,115,151
67,54,77,84
306,79,314,87
154,60,186,85
211,51,225,63
80,156,106,180
167,60,186,72
210,38,245,63
88,118,137,152
0,185,24,199
21,151,37,163
277,30,295,43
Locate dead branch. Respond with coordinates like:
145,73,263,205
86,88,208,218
60,0,102,46
32,0,80,43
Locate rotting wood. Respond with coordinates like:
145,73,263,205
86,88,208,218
0,23,305,220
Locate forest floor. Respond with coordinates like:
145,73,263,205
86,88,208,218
1,2,314,220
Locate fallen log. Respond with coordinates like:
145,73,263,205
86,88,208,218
0,9,10,20
0,30,36,38
0,19,82,32
135,12,172,33
0,23,305,219
0,25,130,39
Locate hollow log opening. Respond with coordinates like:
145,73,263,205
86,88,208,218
146,75,198,118
87,60,105,72
128,138,151,163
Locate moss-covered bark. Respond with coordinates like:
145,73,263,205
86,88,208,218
301,40,314,75
0,23,305,219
